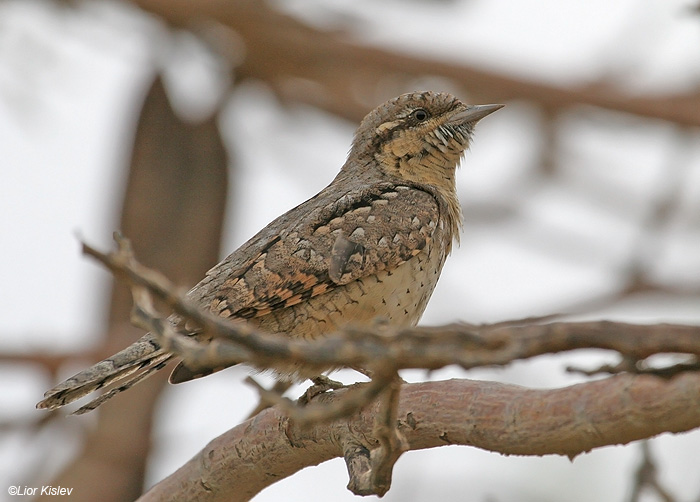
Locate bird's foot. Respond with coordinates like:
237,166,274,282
298,375,345,405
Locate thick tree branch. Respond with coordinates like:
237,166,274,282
138,374,700,502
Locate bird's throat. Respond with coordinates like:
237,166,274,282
376,150,463,247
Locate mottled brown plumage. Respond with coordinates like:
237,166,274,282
37,91,502,413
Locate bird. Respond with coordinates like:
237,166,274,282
37,91,503,414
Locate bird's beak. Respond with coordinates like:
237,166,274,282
449,104,504,125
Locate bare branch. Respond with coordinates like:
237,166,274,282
138,375,700,502
568,358,700,378
83,234,700,376
367,374,405,497
82,234,700,500
627,441,676,502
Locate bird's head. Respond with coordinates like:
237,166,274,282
348,91,502,194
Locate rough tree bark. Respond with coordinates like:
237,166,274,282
137,373,700,502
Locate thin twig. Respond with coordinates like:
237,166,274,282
368,373,406,497
627,441,676,502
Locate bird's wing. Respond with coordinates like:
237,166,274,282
167,182,444,383
199,182,442,321
37,183,444,409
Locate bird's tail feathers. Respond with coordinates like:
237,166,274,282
36,333,171,413
70,352,173,414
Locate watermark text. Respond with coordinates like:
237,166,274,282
8,485,73,496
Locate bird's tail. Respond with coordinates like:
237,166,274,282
36,333,173,415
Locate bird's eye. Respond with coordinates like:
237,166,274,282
412,109,429,121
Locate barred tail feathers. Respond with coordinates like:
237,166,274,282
36,332,171,412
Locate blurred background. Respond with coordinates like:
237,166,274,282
2,0,700,500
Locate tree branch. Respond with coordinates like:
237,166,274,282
138,374,700,502
82,233,700,499
366,374,405,497
86,234,700,378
